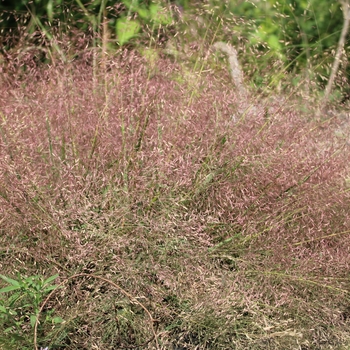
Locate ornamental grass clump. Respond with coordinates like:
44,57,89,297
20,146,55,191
0,39,350,349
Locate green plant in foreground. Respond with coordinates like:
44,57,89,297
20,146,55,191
0,273,63,349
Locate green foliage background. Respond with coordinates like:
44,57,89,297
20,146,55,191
210,0,346,92
0,0,348,94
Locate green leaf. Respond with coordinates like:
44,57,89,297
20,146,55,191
30,314,37,328
47,0,53,22
52,316,64,324
4,326,16,334
137,7,150,20
43,274,59,286
121,0,134,9
0,285,21,294
149,4,160,21
0,305,7,313
267,34,281,51
116,17,140,45
149,4,172,24
0,275,20,287
26,276,40,288
8,293,22,305
44,285,58,292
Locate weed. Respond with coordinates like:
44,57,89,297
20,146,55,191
0,274,62,350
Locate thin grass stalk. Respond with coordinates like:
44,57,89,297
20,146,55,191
27,7,66,64
74,0,100,87
101,6,109,100
324,0,350,102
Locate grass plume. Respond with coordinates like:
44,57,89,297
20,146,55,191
1,35,350,350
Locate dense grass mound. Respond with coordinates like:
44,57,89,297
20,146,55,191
1,50,350,349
